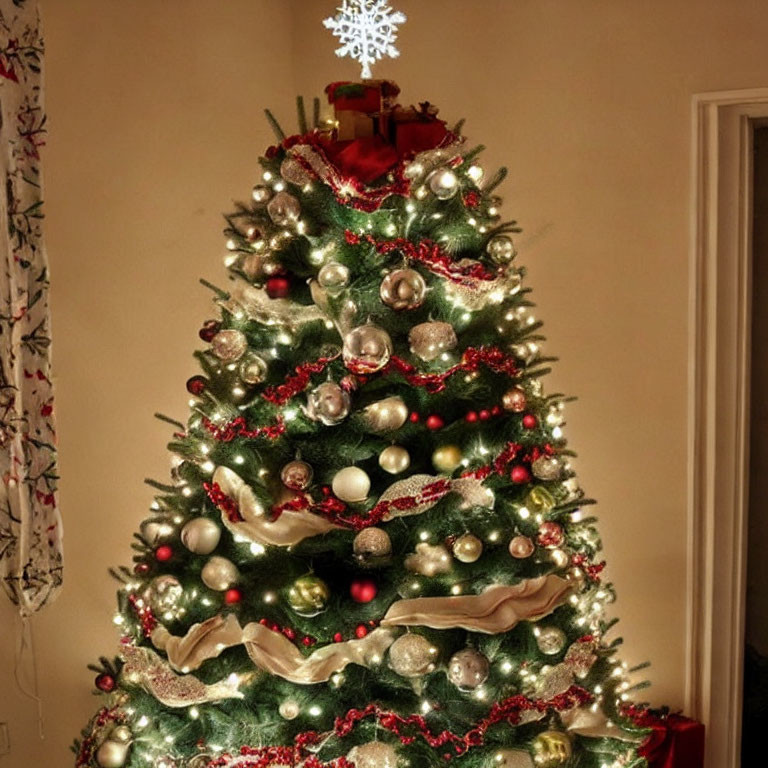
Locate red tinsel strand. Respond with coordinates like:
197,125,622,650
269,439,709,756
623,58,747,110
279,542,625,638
462,441,555,480
262,355,337,406
127,593,157,637
203,415,286,442
572,554,607,583
204,481,244,522
206,743,355,768
346,231,498,284
75,707,126,767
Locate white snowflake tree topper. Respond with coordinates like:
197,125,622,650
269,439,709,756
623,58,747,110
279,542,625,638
323,0,407,80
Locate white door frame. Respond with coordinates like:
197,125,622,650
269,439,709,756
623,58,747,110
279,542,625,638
687,88,768,768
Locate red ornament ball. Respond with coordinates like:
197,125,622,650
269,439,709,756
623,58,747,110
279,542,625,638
199,319,220,342
465,410,478,423
522,414,538,429
282,626,296,640
355,623,369,639
266,276,291,299
479,409,491,421
350,578,378,603
409,411,420,423
301,635,316,647
333,632,344,643
186,375,208,396
538,521,565,548
426,414,444,430
155,545,173,562
95,673,116,693
224,588,242,604
510,465,531,484
134,562,151,575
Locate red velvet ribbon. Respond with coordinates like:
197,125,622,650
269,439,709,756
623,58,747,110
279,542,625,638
628,708,705,768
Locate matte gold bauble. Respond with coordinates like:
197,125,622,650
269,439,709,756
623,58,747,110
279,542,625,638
361,397,409,432
353,527,392,563
287,575,330,616
531,730,572,768
280,459,313,491
95,728,132,768
432,444,462,473
502,387,527,412
388,633,438,677
379,445,411,474
447,648,490,690
453,533,483,563
332,466,371,502
380,269,427,310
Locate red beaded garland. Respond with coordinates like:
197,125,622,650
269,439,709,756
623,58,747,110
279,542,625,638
155,545,173,562
354,624,369,638
266,276,291,299
409,411,420,423
333,632,344,643
350,579,378,603
426,414,444,430
465,410,478,423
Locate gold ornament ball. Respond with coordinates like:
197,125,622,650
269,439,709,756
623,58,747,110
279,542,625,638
432,444,462,473
347,742,399,768
110,727,132,744
408,321,458,362
181,517,221,555
509,535,535,559
380,269,427,311
388,633,438,677
281,459,314,491
353,527,393,561
240,355,268,384
447,648,490,690
361,397,409,432
492,750,534,768
531,730,572,768
332,466,371,502
453,533,483,563
379,445,411,474
201,556,239,591
536,627,567,656
318,261,351,293
96,736,131,768
428,168,460,199
486,235,516,265
279,699,301,720
307,381,351,425
343,323,393,374
211,329,248,362
526,487,555,514
502,387,527,412
288,575,330,616
267,190,301,225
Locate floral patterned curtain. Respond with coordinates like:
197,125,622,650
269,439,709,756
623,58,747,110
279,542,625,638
0,0,61,616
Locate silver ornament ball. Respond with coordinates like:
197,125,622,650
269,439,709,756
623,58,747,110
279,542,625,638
531,456,562,481
379,445,410,474
408,321,458,362
318,262,350,293
447,648,490,690
353,527,393,561
536,626,567,656
181,517,221,555
347,742,399,768
240,355,268,384
281,459,313,491
147,575,183,614
453,533,483,563
267,191,301,225
486,235,516,265
388,633,438,677
307,381,351,425
379,269,427,311
211,329,248,362
342,324,392,374
428,168,460,199
201,556,239,591
332,466,371,502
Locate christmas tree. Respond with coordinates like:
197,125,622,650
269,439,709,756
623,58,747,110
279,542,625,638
74,8,653,768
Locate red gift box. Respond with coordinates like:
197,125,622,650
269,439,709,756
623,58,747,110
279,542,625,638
626,707,705,768
391,103,449,156
325,80,400,113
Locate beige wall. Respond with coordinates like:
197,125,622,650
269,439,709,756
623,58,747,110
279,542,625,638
3,0,768,764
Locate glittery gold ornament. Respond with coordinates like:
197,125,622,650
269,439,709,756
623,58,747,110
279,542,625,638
267,191,300,225
388,633,438,677
531,730,572,767
181,517,221,555
343,323,393,373
347,742,399,768
526,487,556,514
240,354,268,384
502,386,527,412
447,648,489,690
452,533,483,563
353,527,392,563
380,269,427,310
147,575,183,614
287,575,330,616
432,444,462,473
428,168,460,199
280,459,313,491
531,456,562,481
201,556,239,591
536,626,567,656
318,262,350,293
486,235,516,265
307,381,351,425
361,397,409,432
491,749,534,768
332,466,371,502
211,329,248,362
408,321,458,362
379,445,410,474
509,535,535,559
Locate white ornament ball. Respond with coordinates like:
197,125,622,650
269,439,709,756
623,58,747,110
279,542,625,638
332,466,371,502
447,648,490,690
148,575,183,614
347,742,399,768
361,397,409,432
379,445,410,474
408,321,458,362
453,533,483,563
428,168,460,199
181,517,221,555
279,699,301,720
353,527,392,561
211,329,248,362
201,556,239,591
536,626,567,656
318,262,350,293
267,191,301,225
388,633,437,677
343,323,393,374
486,235,516,265
307,381,351,425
